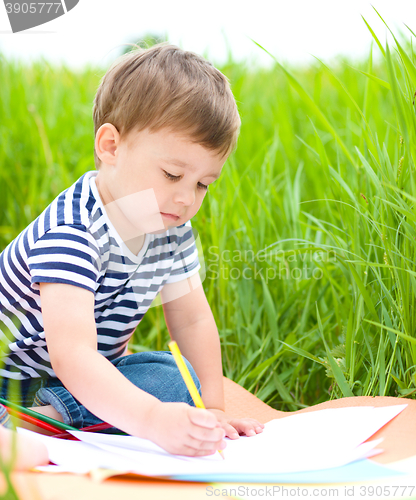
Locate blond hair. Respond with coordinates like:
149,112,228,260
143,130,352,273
92,44,241,167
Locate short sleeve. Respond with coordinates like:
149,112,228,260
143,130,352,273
27,224,101,293
165,221,201,284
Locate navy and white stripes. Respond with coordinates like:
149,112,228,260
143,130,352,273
0,171,200,380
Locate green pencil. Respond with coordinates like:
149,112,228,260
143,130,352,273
0,396,78,432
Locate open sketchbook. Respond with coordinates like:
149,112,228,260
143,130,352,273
21,404,407,481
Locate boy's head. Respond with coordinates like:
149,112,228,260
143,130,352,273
92,43,241,168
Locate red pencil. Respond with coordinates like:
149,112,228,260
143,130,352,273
52,422,113,440
80,422,113,432
4,406,63,434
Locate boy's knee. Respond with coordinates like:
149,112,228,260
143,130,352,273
169,352,200,390
141,350,201,391
165,352,202,405
115,351,201,403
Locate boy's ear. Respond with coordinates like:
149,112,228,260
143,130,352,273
95,123,120,165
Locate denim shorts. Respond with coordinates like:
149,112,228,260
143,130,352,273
32,351,201,432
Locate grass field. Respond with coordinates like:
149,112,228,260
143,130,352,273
1,18,416,418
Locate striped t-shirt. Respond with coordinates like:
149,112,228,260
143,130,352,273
0,171,200,381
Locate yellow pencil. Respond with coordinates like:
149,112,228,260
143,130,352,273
168,340,225,459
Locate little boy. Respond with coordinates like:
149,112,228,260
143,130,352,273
0,44,264,456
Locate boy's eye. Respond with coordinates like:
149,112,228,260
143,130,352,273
163,170,208,191
163,170,180,181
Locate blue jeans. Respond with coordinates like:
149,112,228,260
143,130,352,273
33,351,201,432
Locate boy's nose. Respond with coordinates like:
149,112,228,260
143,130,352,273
174,188,195,207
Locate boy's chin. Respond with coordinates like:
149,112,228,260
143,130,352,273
151,223,178,234
151,227,169,235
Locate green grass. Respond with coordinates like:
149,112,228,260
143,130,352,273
1,18,416,420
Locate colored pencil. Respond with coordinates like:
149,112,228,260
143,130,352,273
4,405,63,434
168,340,225,459
52,422,114,439
0,397,78,432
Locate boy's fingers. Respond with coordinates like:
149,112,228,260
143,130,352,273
188,407,218,429
222,423,239,439
229,419,264,436
184,435,227,454
181,445,223,457
188,422,225,443
235,418,264,428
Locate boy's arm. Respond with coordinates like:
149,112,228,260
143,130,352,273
39,282,226,456
160,273,264,439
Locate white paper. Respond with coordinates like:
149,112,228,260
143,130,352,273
19,404,406,477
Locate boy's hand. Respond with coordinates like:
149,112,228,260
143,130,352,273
206,409,265,439
147,402,227,457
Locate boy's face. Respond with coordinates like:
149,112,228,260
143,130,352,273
95,126,226,236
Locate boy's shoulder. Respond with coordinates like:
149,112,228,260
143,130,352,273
36,170,98,239
24,170,113,263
